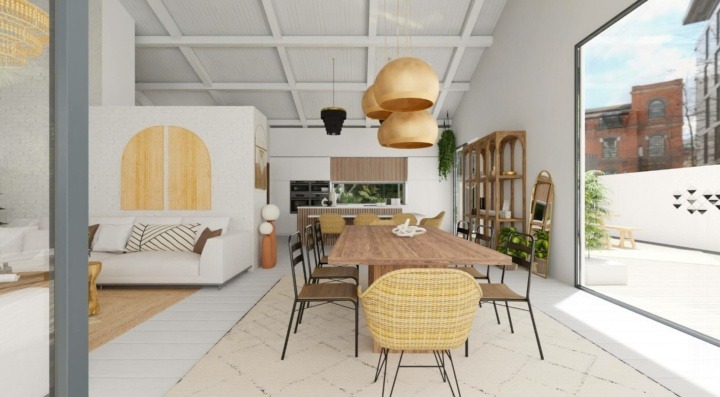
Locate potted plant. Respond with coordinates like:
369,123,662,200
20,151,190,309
437,129,455,180
584,170,611,256
532,229,550,274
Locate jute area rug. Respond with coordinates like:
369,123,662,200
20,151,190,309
89,287,198,351
167,276,673,397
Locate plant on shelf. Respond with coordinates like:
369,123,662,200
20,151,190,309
584,170,611,256
437,129,455,180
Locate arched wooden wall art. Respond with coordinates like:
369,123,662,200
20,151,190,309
121,126,164,210
168,126,212,210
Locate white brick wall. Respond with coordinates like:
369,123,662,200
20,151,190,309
0,58,50,224
89,107,267,245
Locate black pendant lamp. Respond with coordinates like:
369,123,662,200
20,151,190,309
322,58,346,135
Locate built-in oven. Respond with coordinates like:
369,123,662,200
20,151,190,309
290,199,310,213
290,181,310,193
290,181,330,213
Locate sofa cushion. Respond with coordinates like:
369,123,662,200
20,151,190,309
22,230,49,254
99,251,200,278
90,217,135,247
93,224,134,253
134,217,183,225
126,223,201,252
193,228,222,254
0,226,38,256
182,217,230,243
88,224,99,249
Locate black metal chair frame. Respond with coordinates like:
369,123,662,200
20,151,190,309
281,232,359,360
374,348,462,397
304,224,358,284
481,231,544,360
313,220,328,265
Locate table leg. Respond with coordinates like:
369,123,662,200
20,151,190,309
628,230,636,249
618,231,626,248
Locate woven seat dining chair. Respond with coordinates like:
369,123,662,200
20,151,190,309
304,225,359,285
418,211,445,228
281,232,358,360
355,213,381,225
319,213,345,246
359,268,482,396
389,213,417,225
480,231,544,360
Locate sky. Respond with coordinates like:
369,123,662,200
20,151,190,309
583,0,706,109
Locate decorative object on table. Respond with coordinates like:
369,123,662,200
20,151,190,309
463,131,527,248
88,261,102,315
254,124,268,190
584,170,611,256
391,219,426,237
321,58,346,136
321,197,329,207
260,204,280,268
328,189,338,206
437,123,456,180
528,170,554,278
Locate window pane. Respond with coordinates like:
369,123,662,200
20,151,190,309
648,135,665,157
334,183,405,204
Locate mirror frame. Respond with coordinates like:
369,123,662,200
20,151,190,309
529,170,554,278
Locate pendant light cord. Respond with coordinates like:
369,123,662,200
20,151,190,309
332,57,335,106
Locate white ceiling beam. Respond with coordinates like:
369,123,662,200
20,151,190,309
261,0,307,127
136,35,493,48
365,0,378,128
146,0,226,106
135,90,154,106
433,0,486,119
137,82,471,92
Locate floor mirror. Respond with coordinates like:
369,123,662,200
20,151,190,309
529,171,554,278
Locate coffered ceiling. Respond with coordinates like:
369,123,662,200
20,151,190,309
122,0,506,128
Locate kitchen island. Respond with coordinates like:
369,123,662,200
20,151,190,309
297,205,403,245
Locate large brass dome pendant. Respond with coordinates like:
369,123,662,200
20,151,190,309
362,84,392,121
374,57,440,112
379,110,438,149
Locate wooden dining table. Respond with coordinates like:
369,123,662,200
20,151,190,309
328,225,512,285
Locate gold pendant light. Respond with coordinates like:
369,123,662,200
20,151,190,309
380,110,438,149
374,56,440,112
362,84,392,121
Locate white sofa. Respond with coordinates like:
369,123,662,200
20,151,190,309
89,216,253,286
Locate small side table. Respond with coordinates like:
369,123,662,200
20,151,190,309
88,261,102,315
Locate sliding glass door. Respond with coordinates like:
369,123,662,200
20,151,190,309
576,0,720,345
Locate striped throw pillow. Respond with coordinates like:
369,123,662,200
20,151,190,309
125,223,201,253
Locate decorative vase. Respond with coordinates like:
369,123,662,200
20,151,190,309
259,221,276,269
329,190,337,206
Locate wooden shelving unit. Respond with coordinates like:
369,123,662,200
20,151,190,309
462,131,526,247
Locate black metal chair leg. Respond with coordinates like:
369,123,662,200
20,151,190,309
505,301,514,333
527,301,544,360
294,301,304,334
281,300,297,360
354,302,359,357
493,301,500,324
464,339,469,357
445,350,461,397
374,348,387,382
381,348,389,397
433,350,446,382
297,301,306,325
389,351,404,397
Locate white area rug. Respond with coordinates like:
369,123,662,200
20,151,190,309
167,276,674,396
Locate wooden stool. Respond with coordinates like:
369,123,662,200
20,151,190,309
88,261,102,315
605,225,639,249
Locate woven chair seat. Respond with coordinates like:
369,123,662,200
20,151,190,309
480,283,525,301
453,266,488,279
299,283,357,302
312,266,359,280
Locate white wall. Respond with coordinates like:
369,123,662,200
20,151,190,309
269,127,452,235
89,0,135,106
89,107,264,244
0,53,50,224
601,165,720,252
452,0,634,285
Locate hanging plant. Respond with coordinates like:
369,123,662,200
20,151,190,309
437,129,455,180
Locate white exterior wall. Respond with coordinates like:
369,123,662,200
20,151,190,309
268,127,452,235
452,0,635,284
89,107,266,252
601,165,720,252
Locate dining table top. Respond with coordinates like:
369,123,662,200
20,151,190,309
328,225,512,267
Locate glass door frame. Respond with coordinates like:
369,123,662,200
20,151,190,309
452,143,466,234
573,0,720,348
51,0,90,394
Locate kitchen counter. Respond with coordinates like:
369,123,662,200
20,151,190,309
296,205,404,245
297,204,405,209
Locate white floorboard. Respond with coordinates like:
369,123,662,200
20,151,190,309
88,236,720,397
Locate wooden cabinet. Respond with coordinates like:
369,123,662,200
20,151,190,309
331,157,408,181
462,131,526,246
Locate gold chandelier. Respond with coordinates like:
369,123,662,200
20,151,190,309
0,0,49,68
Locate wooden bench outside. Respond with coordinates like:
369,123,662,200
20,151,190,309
605,224,640,249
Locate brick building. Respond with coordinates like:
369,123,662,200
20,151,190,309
585,79,685,174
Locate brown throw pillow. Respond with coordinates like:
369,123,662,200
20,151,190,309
88,224,100,249
193,228,222,254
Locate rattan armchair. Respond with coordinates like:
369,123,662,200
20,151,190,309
480,231,544,360
281,232,358,360
355,213,381,225
419,211,445,228
389,213,417,225
304,225,358,284
359,268,481,396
